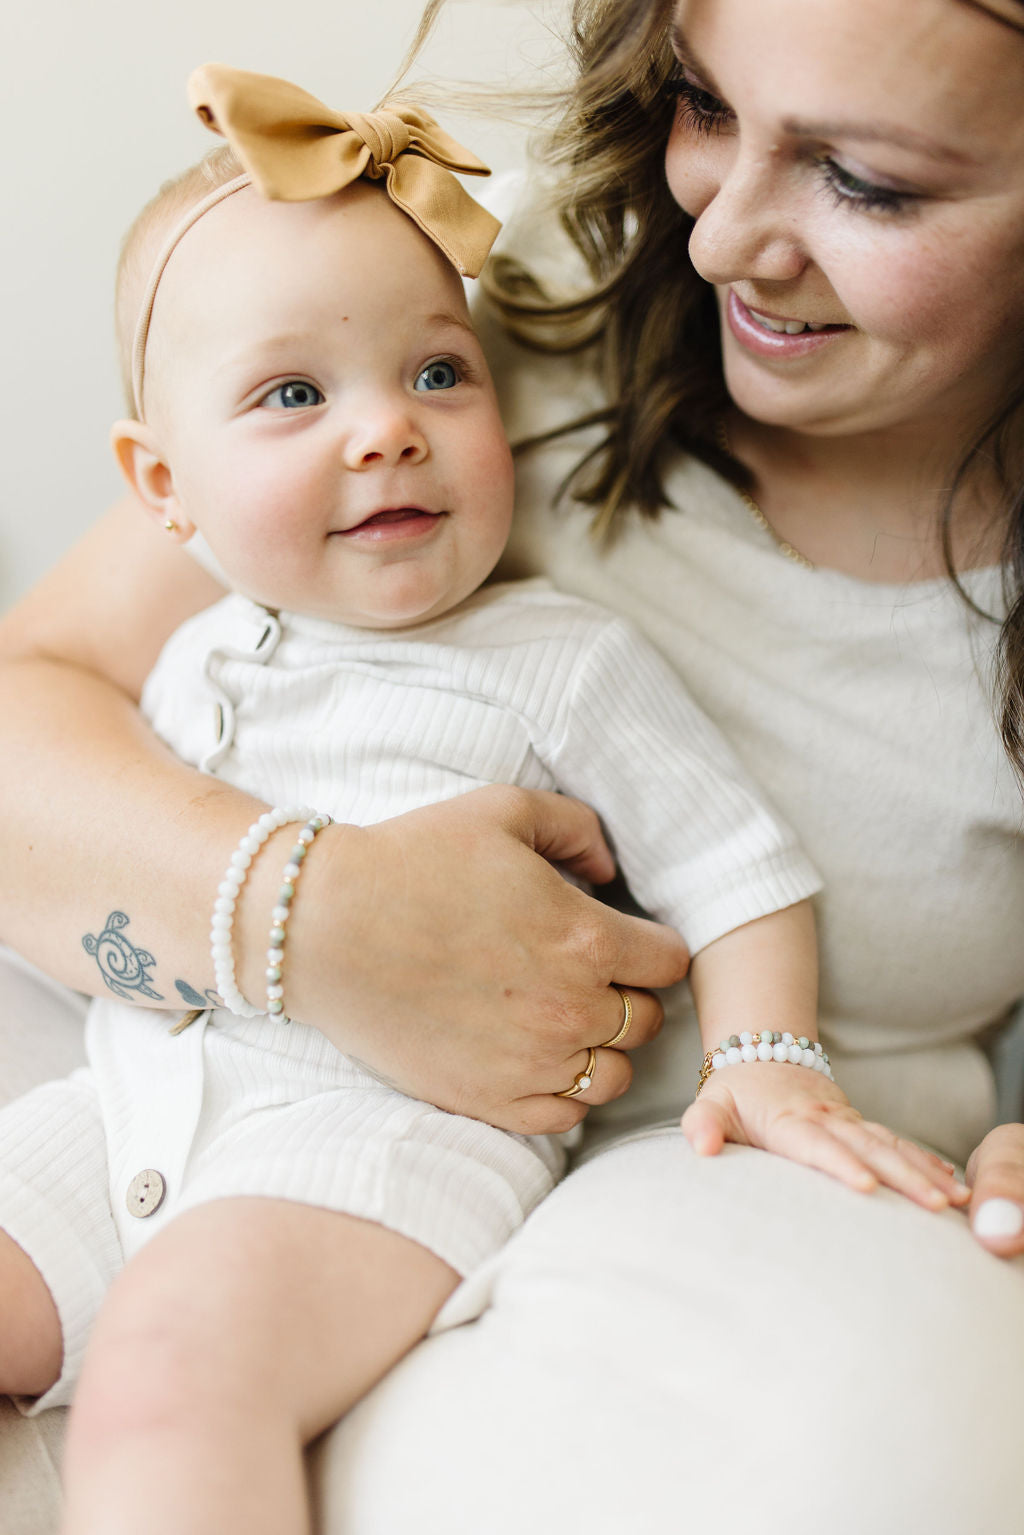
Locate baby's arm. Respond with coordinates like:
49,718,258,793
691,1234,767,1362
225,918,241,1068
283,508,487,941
681,902,970,1210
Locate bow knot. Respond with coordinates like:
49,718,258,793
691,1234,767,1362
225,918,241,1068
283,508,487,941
187,64,500,277
347,110,413,172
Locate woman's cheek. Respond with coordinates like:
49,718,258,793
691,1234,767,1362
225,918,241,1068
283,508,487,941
664,123,713,220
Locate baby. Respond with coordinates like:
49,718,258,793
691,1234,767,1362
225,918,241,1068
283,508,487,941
0,65,964,1535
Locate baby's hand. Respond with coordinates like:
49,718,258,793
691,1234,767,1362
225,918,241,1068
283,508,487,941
681,1062,970,1211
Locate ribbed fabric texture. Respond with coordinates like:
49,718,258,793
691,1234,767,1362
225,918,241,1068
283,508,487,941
0,1072,123,1412
143,579,821,954
473,263,1024,1161
4,577,821,1413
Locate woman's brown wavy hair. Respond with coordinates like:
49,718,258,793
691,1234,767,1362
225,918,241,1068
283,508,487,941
404,0,1024,783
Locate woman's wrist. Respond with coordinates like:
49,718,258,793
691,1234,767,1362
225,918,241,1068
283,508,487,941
232,818,365,1033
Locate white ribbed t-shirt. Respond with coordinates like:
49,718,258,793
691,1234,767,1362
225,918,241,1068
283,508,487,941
476,290,1024,1161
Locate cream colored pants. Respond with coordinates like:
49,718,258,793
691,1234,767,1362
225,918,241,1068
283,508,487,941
2,946,1023,1535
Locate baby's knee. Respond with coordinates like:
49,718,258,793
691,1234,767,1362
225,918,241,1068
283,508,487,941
0,1229,63,1396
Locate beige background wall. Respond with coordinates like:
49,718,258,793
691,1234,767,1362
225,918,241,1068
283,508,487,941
0,0,561,610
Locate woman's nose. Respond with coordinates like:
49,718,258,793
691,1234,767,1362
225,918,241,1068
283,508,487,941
342,401,428,470
671,135,808,288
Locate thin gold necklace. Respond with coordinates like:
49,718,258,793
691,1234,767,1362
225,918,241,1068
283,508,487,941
716,420,815,571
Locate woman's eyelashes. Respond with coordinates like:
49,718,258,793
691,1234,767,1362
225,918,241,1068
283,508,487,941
666,72,732,138
817,159,917,216
668,71,918,217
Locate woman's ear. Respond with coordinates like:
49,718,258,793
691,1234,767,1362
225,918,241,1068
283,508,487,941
110,420,196,542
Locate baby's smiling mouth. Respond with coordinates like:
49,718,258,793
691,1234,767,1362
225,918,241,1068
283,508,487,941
335,507,445,539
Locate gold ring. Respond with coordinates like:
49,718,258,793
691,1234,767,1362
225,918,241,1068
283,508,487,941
601,986,633,1049
555,1047,598,1099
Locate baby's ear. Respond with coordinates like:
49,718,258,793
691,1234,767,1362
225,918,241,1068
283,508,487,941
110,420,196,542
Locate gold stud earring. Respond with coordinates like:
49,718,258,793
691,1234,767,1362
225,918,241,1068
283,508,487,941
163,519,178,533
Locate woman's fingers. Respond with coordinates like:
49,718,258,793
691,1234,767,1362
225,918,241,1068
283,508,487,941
551,1044,634,1108
505,785,619,885
965,1123,1024,1256
600,986,663,1052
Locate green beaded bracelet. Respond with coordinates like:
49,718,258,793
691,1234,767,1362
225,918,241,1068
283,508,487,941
264,812,332,1025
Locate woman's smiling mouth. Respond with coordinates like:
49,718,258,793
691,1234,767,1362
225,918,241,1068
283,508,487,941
726,290,851,358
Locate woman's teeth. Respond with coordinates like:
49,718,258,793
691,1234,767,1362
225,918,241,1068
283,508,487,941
751,310,830,335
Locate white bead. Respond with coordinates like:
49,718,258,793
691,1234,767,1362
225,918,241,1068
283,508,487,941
801,1048,816,1068
712,1053,727,1070
283,863,301,881
267,948,284,965
813,1042,824,1056
739,1031,753,1046
240,835,261,855
787,1044,803,1064
230,849,252,870
781,1032,794,1045
812,1055,824,1071
741,1044,757,1063
266,984,284,1001
772,1042,788,1062
757,1042,773,1062
725,1046,742,1065
272,906,290,923
211,913,232,933
297,828,315,846
213,896,235,914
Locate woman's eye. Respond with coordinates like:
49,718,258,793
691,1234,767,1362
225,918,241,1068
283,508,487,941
260,380,324,410
414,360,459,392
819,159,915,216
667,73,733,138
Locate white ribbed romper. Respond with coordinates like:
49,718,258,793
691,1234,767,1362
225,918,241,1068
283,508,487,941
0,577,819,1410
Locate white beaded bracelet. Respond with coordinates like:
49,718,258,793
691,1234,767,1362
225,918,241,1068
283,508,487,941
696,1030,833,1096
264,813,332,1025
211,806,322,1018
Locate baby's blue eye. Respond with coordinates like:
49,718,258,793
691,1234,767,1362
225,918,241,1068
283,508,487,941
415,360,459,392
261,381,324,409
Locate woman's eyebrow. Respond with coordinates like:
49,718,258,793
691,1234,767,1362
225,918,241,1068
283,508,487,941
779,116,979,166
668,20,978,167
666,24,727,98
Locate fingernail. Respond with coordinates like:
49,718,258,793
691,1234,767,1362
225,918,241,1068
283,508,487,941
972,1198,1024,1239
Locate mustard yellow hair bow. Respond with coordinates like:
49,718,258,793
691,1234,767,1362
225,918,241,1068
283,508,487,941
187,63,501,279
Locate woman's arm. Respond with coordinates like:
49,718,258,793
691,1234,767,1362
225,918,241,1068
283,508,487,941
0,503,687,1132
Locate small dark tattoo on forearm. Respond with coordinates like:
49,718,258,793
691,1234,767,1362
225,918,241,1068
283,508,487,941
175,979,221,1008
82,911,163,1001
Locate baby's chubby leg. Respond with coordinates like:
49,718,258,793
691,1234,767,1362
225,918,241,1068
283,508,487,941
60,1198,460,1535
0,1228,63,1396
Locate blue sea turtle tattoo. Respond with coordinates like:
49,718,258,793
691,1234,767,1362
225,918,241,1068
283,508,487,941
82,911,163,1001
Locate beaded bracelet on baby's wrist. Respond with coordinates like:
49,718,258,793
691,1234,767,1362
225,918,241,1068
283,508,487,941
696,1031,833,1096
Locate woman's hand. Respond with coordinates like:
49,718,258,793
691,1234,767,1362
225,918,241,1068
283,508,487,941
965,1124,1024,1256
253,785,689,1136
681,1064,971,1211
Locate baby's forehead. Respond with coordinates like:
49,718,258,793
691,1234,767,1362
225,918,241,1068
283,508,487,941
173,181,469,310
142,178,475,404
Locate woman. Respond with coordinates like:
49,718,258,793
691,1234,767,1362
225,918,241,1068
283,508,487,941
2,0,1024,1529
